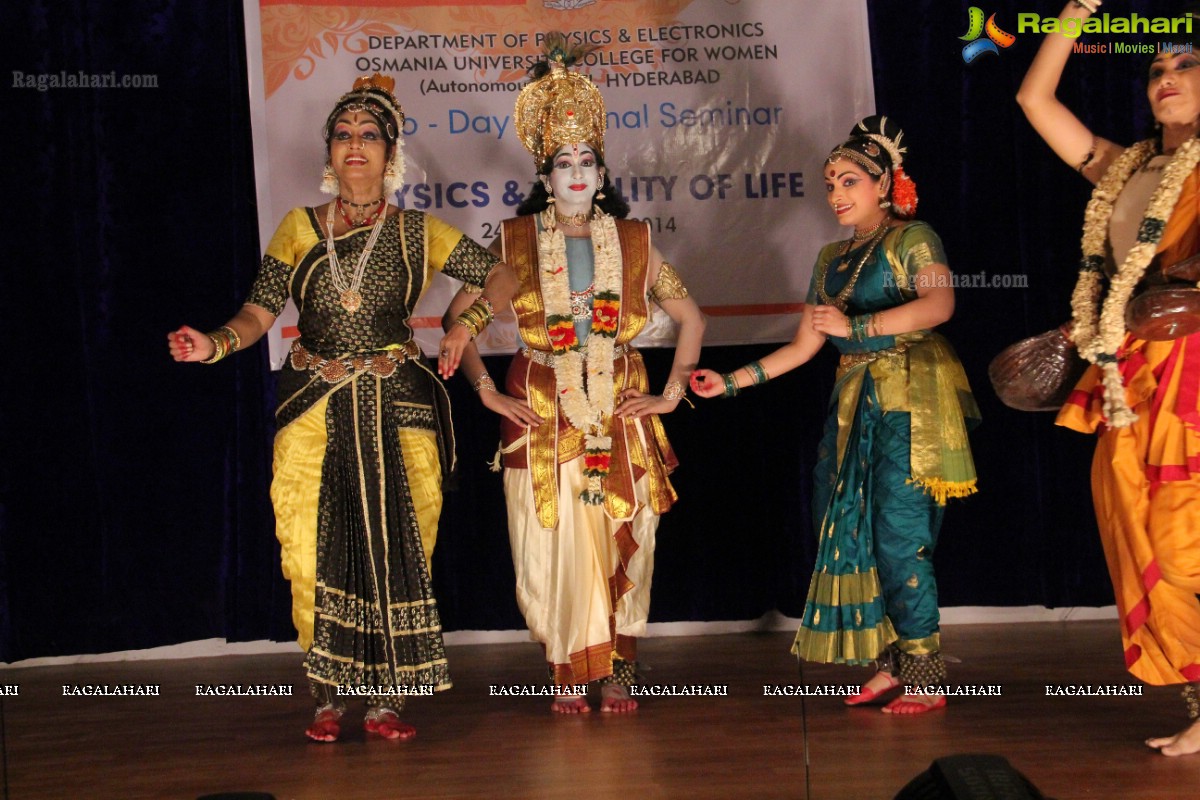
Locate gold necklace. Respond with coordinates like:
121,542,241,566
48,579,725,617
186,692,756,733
554,208,592,227
324,201,389,313
818,224,889,310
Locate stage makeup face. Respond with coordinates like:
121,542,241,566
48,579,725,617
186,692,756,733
545,143,602,216
329,113,388,182
824,157,886,233
1148,52,1200,130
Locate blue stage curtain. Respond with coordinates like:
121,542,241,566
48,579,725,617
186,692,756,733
4,0,288,660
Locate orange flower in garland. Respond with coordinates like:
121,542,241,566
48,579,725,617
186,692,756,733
584,448,612,473
547,317,578,352
581,442,613,504
592,293,620,336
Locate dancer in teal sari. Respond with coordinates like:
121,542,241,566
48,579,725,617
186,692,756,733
692,116,979,714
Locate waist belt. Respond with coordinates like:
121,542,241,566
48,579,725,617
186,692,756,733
290,340,422,383
521,342,632,367
838,341,911,370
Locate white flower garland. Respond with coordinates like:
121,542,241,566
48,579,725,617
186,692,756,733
1071,137,1200,427
537,207,623,503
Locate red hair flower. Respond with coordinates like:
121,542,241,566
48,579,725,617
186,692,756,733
891,166,918,218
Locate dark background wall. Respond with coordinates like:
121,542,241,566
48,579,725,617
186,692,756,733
3,0,1158,661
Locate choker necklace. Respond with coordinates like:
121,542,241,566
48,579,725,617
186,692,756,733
339,196,383,209
554,209,592,227
851,216,890,242
325,200,389,313
337,196,385,228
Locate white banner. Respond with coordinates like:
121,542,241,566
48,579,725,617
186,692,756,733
245,0,874,367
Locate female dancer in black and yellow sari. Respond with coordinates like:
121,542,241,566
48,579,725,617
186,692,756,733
169,75,515,741
692,116,979,714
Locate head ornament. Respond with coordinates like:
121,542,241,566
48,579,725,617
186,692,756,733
514,33,606,169
826,115,918,218
321,73,406,196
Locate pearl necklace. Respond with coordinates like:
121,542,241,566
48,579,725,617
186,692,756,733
324,201,389,313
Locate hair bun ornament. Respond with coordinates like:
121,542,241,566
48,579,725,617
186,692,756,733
354,73,395,95
853,114,907,171
326,73,406,137
514,32,607,169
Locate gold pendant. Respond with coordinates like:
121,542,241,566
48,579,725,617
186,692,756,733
340,289,362,313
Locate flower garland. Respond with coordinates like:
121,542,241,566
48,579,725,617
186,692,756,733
537,206,623,504
1071,136,1200,427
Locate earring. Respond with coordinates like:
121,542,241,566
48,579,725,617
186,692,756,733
545,185,556,204
878,198,892,209
320,163,338,195
594,176,606,200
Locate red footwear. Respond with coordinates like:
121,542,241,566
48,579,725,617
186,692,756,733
882,694,947,715
844,672,903,706
305,707,343,743
364,708,416,740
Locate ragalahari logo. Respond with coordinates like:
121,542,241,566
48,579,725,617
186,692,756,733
960,7,1016,63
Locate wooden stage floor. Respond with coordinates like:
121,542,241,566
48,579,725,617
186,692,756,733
2,621,1196,799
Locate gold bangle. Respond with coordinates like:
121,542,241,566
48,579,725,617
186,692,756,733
454,298,495,340
200,332,227,364
663,380,686,401
218,325,241,352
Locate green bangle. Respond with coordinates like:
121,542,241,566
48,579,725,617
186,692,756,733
721,372,740,398
851,315,868,342
745,360,769,386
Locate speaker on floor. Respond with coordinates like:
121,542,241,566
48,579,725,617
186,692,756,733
893,754,1051,800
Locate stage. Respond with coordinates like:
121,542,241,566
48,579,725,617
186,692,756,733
1,621,1193,799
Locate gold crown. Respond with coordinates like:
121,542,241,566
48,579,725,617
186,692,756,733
514,56,606,168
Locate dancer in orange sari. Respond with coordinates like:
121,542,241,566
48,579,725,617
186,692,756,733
1018,0,1200,755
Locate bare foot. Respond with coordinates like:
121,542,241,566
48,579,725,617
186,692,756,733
364,708,416,740
883,693,946,715
1147,718,1200,756
600,684,639,713
551,695,591,714
845,671,902,706
305,706,343,743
